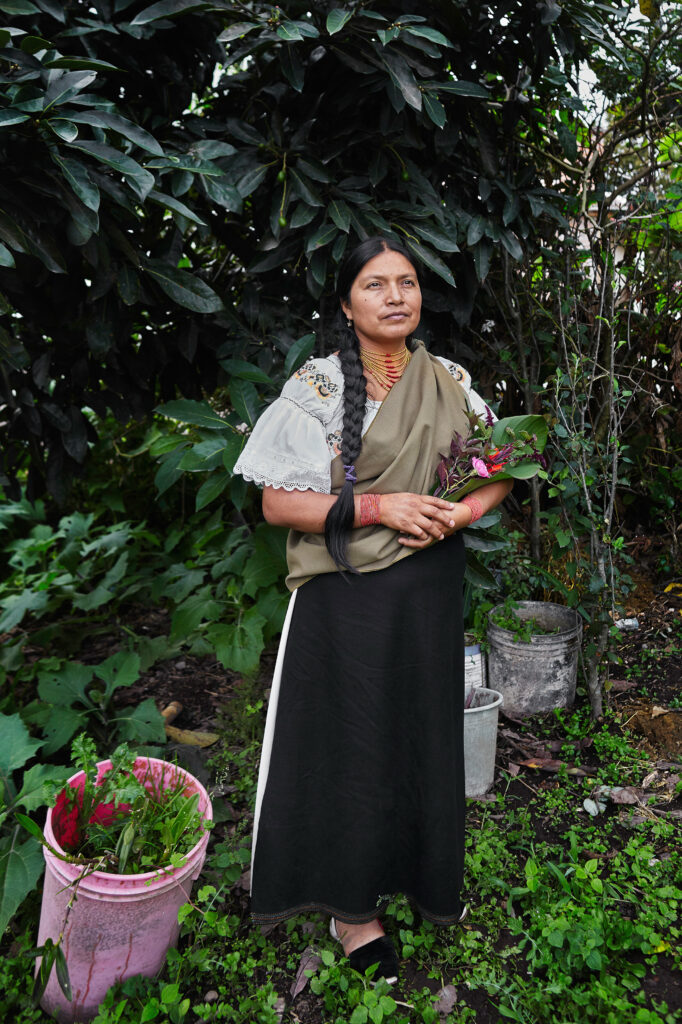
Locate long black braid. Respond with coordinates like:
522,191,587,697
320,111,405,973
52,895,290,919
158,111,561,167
324,236,418,572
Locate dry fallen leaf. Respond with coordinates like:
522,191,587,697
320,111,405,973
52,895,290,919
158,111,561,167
652,706,670,719
434,984,457,1018
520,758,565,772
291,947,323,1000
507,762,521,777
165,724,220,747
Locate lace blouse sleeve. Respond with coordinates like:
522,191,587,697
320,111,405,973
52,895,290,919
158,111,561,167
437,357,498,423
233,358,343,493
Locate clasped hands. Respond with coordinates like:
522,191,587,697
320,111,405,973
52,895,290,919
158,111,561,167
378,492,472,548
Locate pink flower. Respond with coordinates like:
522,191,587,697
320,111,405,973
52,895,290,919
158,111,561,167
471,457,490,478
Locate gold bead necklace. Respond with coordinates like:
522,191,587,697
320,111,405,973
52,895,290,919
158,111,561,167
359,345,411,392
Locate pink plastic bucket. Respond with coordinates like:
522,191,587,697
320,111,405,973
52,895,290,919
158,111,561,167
37,757,212,1023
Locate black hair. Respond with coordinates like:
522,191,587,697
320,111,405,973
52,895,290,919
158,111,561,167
324,236,418,572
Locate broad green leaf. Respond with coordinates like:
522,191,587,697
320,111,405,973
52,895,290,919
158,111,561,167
326,8,353,34
50,153,100,212
290,168,323,206
284,333,316,378
93,651,141,699
170,587,222,639
328,198,351,233
277,22,303,42
20,34,51,54
113,698,166,745
236,164,269,198
306,222,336,253
500,228,523,261
0,590,50,633
220,358,273,386
405,239,455,287
47,118,78,142
38,707,86,758
0,714,43,777
0,830,44,935
148,190,206,226
242,528,287,598
206,609,266,675
37,662,94,709
69,111,164,156
0,242,15,267
44,70,97,110
463,549,498,589
154,447,188,497
15,763,68,813
462,531,508,552
491,414,548,450
218,22,259,43
413,222,458,252
195,472,230,511
68,140,154,201
131,0,206,25
382,51,422,111
467,216,485,247
423,93,446,128
404,25,452,46
44,57,120,72
230,378,259,427
0,111,30,128
0,0,39,12
437,80,490,98
280,43,304,92
178,438,227,472
473,238,492,282
202,176,242,212
143,259,223,313
289,203,317,228
156,399,227,429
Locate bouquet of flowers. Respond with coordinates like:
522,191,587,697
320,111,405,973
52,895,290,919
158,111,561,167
434,408,549,502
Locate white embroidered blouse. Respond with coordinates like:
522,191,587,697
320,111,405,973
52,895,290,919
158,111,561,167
233,354,495,494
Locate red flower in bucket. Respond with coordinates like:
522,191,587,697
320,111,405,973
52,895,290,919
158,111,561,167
53,771,130,853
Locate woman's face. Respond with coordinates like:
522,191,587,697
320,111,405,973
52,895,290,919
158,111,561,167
341,249,421,350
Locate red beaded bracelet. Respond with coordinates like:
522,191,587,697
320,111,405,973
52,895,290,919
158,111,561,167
360,493,381,526
461,494,483,524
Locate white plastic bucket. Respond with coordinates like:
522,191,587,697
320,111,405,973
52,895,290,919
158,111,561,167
464,687,503,798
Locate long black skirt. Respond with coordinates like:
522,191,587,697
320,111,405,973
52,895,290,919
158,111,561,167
251,532,466,926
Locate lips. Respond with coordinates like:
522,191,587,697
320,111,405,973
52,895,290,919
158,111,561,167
382,312,408,319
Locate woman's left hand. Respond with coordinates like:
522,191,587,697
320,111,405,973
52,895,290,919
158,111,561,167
397,500,472,548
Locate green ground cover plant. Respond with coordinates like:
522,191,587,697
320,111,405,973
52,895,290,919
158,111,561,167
3,700,679,1024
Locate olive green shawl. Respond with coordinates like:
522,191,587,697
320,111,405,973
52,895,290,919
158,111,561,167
285,343,472,591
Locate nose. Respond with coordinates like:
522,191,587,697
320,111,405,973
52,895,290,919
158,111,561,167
386,280,403,304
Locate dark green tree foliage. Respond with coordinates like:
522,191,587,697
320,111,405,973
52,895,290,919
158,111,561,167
0,0,230,501
0,0,621,500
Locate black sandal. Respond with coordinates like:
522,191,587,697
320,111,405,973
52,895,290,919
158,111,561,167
330,918,399,984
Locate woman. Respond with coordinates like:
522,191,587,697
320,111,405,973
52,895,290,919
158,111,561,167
234,237,512,981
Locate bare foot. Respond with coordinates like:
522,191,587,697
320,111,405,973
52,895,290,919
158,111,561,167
333,918,385,956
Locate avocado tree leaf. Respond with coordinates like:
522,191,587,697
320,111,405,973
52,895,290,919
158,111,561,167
326,8,353,34
382,51,422,111
131,0,208,25
156,398,227,429
284,333,316,378
50,153,100,212
67,140,155,201
69,111,164,156
143,259,224,312
405,239,455,287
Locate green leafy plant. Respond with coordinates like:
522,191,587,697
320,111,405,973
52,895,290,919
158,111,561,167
0,714,68,934
489,596,562,642
19,735,211,876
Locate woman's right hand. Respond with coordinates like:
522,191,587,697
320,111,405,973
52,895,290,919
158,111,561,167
379,492,469,546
